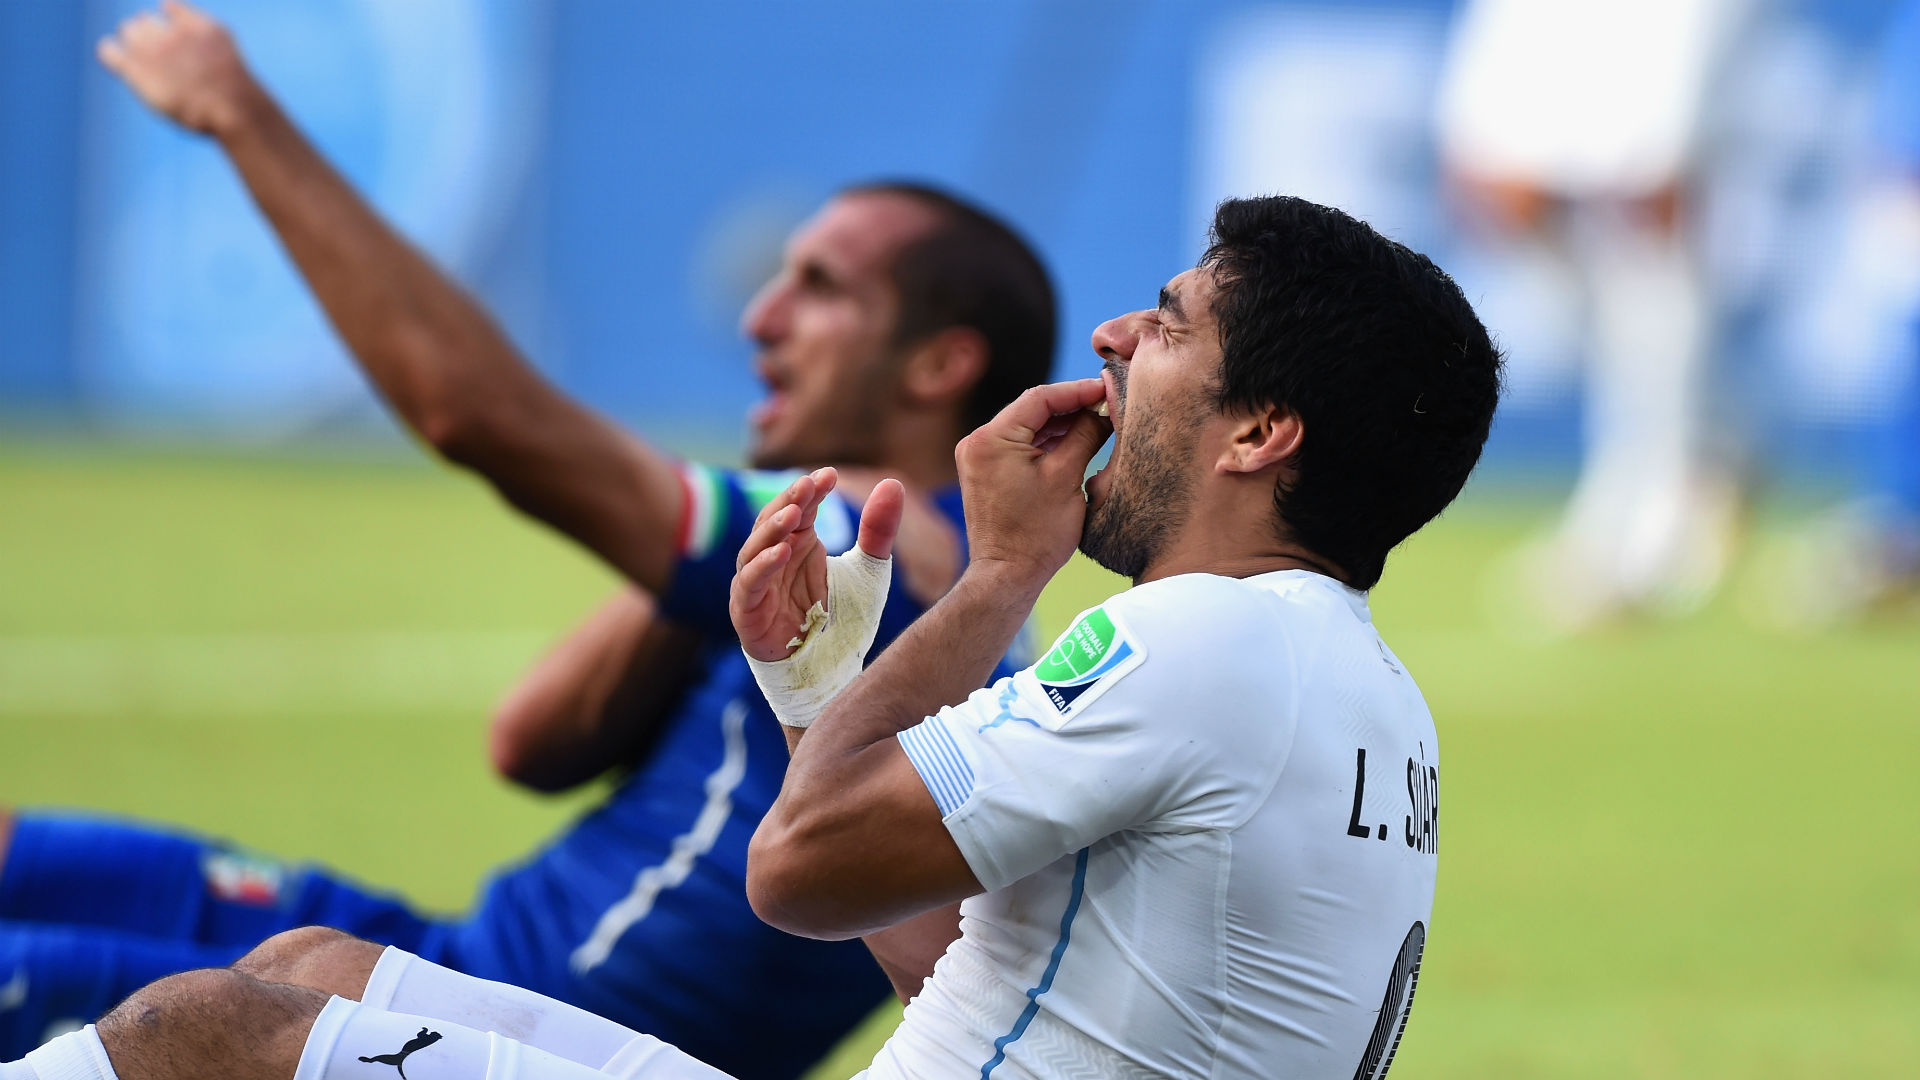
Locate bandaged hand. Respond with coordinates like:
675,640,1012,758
730,468,903,727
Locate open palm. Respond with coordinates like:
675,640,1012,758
730,469,902,662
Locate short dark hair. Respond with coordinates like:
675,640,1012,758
1202,196,1502,589
845,181,1057,427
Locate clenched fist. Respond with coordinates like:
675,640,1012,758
97,1,261,138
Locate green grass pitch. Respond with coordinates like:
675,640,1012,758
2,444,1916,1078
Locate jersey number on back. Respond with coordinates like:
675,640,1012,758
1351,920,1425,1080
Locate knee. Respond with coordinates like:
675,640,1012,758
104,968,259,1034
234,926,382,999
99,968,322,1075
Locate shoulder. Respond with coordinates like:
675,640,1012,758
1011,576,1303,827
1026,575,1297,721
1131,571,1369,640
1053,574,1360,727
1100,573,1297,655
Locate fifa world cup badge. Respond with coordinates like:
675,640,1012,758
1028,605,1145,722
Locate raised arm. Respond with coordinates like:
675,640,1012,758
488,588,704,793
733,380,1111,941
97,2,684,591
720,470,964,998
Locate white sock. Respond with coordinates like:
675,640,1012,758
295,996,501,1080
361,949,635,1069
295,997,733,1080
15,1028,116,1080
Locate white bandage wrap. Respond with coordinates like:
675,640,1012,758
743,548,892,728
18,1028,117,1080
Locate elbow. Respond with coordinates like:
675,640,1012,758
746,821,862,941
415,399,491,467
382,323,500,465
745,825,812,935
486,707,571,793
486,717,540,788
416,406,472,462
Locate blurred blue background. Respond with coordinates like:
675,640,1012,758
0,0,1912,478
5,7,1919,1075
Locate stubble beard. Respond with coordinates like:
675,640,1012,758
1078,398,1199,582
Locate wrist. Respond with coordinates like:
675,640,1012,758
742,547,893,729
955,558,1051,612
208,74,275,144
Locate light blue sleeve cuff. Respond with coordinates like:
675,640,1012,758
897,714,975,817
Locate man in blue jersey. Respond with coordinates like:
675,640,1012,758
0,4,1053,1076
0,196,1502,1080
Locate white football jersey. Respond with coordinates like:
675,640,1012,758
875,570,1440,1080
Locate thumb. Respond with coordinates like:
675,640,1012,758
856,478,904,560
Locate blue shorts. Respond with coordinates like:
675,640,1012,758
0,812,452,1055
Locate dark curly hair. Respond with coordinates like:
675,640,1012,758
1202,196,1503,589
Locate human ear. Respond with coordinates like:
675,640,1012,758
901,326,988,410
1220,404,1303,476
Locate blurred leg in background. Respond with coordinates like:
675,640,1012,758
1868,310,1920,581
1759,0,1920,625
1833,0,1920,611
1436,0,1751,629
1551,192,1738,623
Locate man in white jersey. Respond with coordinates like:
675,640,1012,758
2,197,1500,1080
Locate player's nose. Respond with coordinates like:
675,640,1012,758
1090,310,1142,364
741,274,793,345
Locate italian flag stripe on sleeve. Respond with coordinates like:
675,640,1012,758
678,463,726,559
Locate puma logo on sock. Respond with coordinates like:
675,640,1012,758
357,1027,442,1080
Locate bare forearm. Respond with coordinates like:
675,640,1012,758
491,589,702,791
744,385,1109,939
97,6,679,584
747,561,1031,937
862,903,962,1004
766,586,963,999
776,699,967,978
210,85,680,587
778,563,1042,820
215,86,533,449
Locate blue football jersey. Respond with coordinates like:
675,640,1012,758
448,465,1027,1079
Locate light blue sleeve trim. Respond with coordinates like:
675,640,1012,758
898,715,975,817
